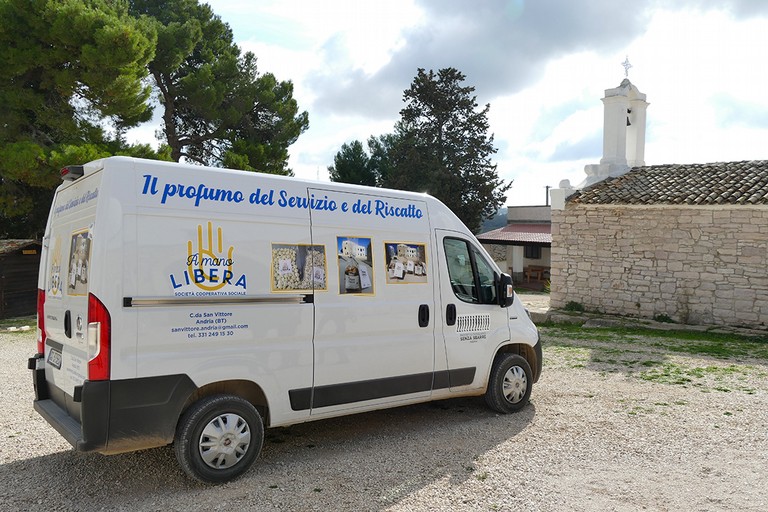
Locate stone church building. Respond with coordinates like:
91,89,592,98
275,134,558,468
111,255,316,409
549,80,768,330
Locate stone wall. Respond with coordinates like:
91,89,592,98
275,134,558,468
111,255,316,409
483,243,508,264
551,205,768,329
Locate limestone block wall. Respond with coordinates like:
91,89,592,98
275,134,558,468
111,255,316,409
550,205,768,329
482,243,508,264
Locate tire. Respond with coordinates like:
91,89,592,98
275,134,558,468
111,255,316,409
485,353,533,414
174,395,264,484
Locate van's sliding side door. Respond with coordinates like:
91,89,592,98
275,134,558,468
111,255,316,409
305,189,436,415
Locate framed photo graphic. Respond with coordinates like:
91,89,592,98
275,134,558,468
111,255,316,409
384,242,428,284
271,243,328,292
336,236,374,295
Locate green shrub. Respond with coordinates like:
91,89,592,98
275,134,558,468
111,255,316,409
564,301,585,312
653,313,676,323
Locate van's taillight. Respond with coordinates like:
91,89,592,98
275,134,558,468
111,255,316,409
87,293,111,381
60,165,84,181
36,289,46,354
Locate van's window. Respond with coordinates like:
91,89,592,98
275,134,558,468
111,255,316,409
443,238,497,304
474,248,497,304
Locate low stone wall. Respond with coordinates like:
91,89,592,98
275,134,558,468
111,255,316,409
551,205,768,329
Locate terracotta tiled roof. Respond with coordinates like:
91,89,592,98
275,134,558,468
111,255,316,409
477,224,552,245
569,160,768,205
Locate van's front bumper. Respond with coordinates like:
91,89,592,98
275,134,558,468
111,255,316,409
29,355,196,454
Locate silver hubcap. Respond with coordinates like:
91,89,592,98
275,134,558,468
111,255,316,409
199,413,251,469
502,365,528,404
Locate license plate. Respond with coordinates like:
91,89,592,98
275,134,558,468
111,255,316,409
47,348,62,370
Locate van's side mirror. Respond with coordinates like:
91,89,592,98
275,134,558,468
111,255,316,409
497,272,514,308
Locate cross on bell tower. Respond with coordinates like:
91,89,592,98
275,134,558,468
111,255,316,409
621,56,632,78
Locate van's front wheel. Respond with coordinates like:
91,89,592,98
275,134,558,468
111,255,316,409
174,395,264,483
485,354,532,413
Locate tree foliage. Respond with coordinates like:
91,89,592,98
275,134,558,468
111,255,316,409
328,134,399,188
0,0,309,237
386,68,511,233
0,0,160,237
328,68,510,233
130,0,308,174
366,134,397,187
328,140,376,186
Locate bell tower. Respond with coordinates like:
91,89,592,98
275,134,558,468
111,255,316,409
579,59,649,189
550,58,649,208
600,78,648,169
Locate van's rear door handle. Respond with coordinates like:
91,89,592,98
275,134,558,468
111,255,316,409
418,304,429,328
64,310,72,339
446,304,456,326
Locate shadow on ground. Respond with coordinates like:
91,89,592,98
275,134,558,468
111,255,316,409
1,397,536,511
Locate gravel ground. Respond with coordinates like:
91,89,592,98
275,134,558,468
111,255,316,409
1,324,767,511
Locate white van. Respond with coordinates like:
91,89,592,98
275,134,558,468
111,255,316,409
29,156,541,483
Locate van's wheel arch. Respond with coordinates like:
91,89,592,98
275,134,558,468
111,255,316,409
485,353,532,414
174,394,264,483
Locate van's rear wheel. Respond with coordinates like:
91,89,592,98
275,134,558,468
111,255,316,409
485,354,532,413
174,395,264,483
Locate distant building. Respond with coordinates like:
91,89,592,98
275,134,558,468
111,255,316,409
477,206,552,285
549,79,768,329
341,239,367,259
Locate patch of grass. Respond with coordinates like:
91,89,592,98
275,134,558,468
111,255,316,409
640,364,694,385
0,315,36,331
475,471,489,481
542,324,768,361
653,313,676,323
627,405,655,416
638,362,755,393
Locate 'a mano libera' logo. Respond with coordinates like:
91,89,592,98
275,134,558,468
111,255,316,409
169,222,247,294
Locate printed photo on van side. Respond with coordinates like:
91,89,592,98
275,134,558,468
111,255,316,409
337,236,373,294
48,235,63,298
67,229,91,296
384,242,428,284
271,244,328,292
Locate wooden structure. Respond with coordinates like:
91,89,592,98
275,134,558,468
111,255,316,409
0,240,42,319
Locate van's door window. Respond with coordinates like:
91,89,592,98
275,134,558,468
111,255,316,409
474,247,497,304
444,238,497,304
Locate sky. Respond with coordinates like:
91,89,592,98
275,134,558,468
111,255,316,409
127,0,768,207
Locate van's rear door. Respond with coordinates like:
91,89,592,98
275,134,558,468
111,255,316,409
41,169,102,401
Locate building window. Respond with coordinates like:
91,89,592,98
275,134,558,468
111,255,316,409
524,245,541,259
